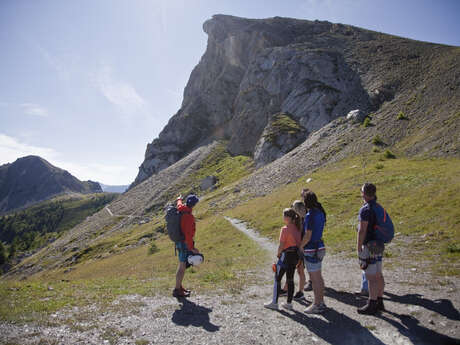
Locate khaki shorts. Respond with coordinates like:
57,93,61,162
361,245,383,275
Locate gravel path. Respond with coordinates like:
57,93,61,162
1,219,459,345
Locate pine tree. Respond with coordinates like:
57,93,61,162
0,242,6,266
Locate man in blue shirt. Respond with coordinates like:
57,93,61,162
357,183,385,315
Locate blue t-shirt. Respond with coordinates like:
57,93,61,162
304,208,325,249
358,198,377,243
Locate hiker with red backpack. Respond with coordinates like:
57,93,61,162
357,183,394,315
166,194,200,298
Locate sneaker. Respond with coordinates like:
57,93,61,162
293,291,305,300
281,302,293,310
354,289,369,297
264,302,279,310
377,297,385,311
173,288,190,298
304,303,325,314
357,299,379,315
279,289,288,296
304,280,313,292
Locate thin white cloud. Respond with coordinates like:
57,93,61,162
92,63,147,116
20,103,49,117
0,134,57,163
35,42,70,81
0,134,133,185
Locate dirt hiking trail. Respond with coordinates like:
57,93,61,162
1,218,459,345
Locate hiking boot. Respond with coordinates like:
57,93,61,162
293,291,305,300
173,288,190,298
264,302,279,310
279,289,288,296
181,286,191,294
354,289,369,297
304,303,325,314
357,299,379,315
304,280,313,292
377,297,385,311
281,302,293,311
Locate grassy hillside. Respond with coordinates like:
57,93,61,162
0,152,459,323
0,193,117,261
227,154,460,276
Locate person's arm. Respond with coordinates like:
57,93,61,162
300,230,312,248
357,221,368,254
277,242,284,258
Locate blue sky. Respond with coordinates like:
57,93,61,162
1,0,459,185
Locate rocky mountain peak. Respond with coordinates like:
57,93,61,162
131,14,450,188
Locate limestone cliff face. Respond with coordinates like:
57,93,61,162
132,15,377,186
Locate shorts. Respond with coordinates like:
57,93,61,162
304,248,326,273
361,245,383,275
176,242,191,263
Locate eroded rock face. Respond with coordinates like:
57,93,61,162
132,15,376,187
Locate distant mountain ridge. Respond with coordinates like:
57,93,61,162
99,183,128,193
0,156,102,214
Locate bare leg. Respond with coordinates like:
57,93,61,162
376,272,385,297
309,270,324,305
366,273,378,300
298,264,306,293
175,262,186,290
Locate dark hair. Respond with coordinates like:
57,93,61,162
283,208,302,232
303,191,327,222
362,183,376,198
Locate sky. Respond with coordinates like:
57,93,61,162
1,0,459,185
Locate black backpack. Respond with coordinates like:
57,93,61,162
165,205,185,243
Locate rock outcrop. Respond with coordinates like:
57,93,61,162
132,14,459,187
132,15,379,186
0,156,102,214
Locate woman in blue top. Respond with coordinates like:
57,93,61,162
300,191,327,314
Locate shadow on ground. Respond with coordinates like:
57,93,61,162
323,287,460,345
278,307,386,345
171,298,220,332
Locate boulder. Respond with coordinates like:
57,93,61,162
346,109,366,123
200,176,218,190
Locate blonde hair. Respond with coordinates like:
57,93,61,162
291,200,306,218
283,208,302,232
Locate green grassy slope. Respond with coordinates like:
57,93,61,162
227,154,460,275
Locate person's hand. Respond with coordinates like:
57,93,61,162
176,194,182,201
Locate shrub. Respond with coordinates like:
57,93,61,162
397,111,408,120
362,117,371,128
383,150,396,159
372,135,384,146
148,241,159,255
375,163,384,170
372,147,380,153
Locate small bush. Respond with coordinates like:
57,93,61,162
375,163,384,170
148,241,159,255
372,135,384,146
372,147,380,153
397,111,408,120
383,150,396,159
447,243,460,254
362,117,371,128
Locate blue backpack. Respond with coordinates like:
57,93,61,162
370,202,395,243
